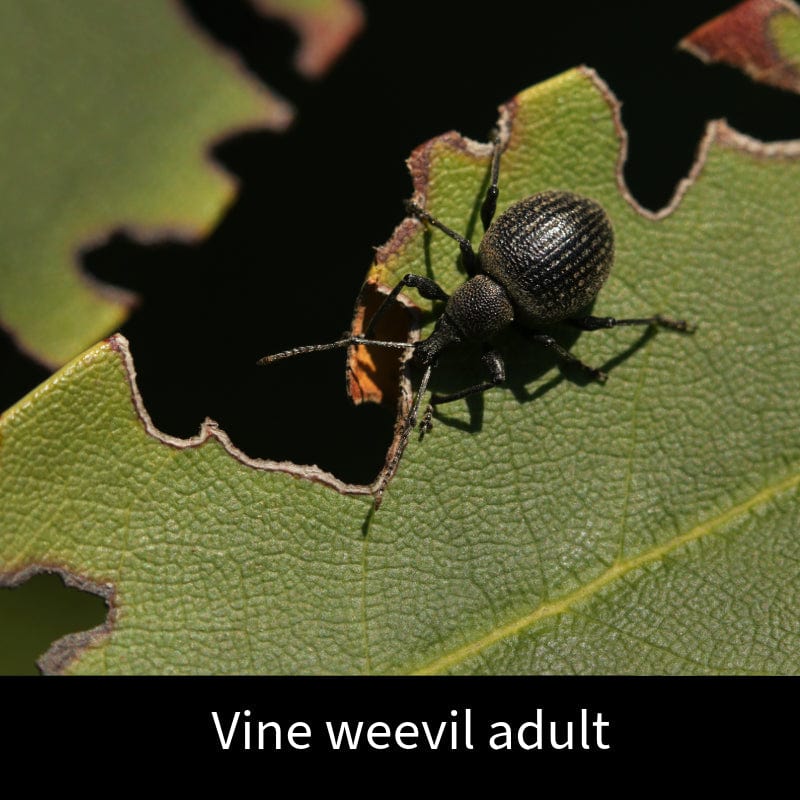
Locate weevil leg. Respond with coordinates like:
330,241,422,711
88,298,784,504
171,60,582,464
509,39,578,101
428,347,506,407
480,130,503,230
364,273,450,338
373,363,434,508
405,201,480,276
525,332,608,383
570,314,695,333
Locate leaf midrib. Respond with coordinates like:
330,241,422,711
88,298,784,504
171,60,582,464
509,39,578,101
409,469,800,675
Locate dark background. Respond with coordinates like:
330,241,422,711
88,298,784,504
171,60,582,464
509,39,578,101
3,0,800,672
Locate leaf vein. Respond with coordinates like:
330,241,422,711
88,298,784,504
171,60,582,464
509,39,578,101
411,470,800,674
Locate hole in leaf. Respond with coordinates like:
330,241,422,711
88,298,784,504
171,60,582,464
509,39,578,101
348,280,417,408
0,573,108,675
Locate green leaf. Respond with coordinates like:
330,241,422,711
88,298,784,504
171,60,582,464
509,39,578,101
2,68,799,674
0,0,290,367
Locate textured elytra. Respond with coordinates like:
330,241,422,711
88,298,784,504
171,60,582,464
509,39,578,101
479,191,614,325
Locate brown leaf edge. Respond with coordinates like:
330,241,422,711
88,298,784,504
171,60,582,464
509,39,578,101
348,65,800,500
250,0,365,77
679,0,800,94
106,334,374,497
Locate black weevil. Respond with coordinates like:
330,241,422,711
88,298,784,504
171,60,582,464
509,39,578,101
258,133,693,504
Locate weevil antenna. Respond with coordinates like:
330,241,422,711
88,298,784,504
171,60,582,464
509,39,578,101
257,336,416,365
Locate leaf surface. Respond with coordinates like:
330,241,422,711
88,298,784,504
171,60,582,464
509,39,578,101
2,68,799,674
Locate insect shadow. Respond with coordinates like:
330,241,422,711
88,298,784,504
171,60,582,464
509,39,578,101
406,310,659,436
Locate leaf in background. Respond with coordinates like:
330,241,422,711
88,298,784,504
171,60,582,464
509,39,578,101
680,0,800,94
0,0,291,368
251,0,364,77
2,68,799,674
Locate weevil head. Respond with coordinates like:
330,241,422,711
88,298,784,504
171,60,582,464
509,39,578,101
412,327,450,367
412,274,514,366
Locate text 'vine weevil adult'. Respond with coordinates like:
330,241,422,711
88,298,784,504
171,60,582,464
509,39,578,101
258,133,694,506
